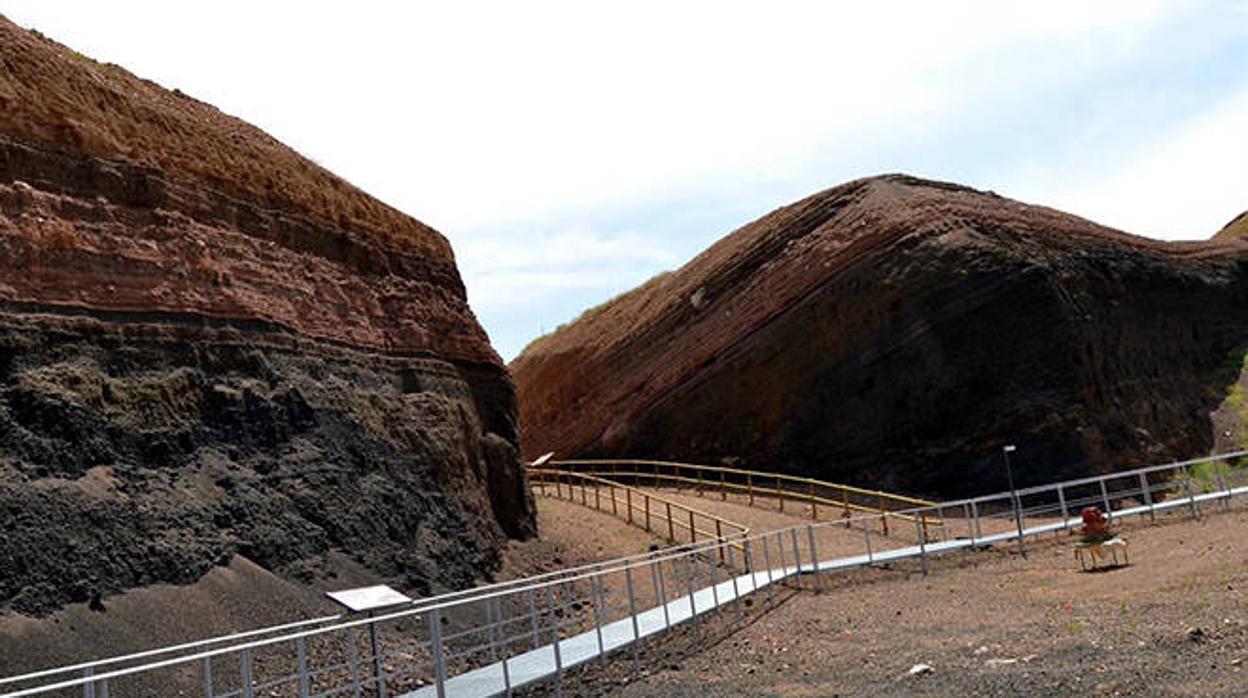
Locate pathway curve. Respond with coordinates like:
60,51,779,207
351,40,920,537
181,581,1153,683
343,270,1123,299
403,485,1248,698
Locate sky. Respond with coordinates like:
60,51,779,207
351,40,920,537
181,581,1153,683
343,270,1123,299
3,1,1246,360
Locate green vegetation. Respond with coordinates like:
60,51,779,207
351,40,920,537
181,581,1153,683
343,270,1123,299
1188,460,1224,493
1216,350,1248,453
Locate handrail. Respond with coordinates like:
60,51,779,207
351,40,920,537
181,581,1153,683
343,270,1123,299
0,613,346,687
528,468,750,557
535,458,943,535
8,449,1246,697
548,458,936,506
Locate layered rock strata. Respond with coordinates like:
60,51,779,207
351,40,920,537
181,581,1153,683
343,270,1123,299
0,17,533,614
513,175,1248,496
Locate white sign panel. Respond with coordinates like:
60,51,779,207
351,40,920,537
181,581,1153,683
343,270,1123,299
325,585,413,613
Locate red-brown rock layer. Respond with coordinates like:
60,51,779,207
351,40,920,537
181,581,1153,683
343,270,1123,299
0,16,533,615
512,175,1248,496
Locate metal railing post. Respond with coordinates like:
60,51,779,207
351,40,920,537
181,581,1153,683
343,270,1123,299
485,597,499,662
626,488,634,524
591,574,607,664
545,586,563,697
82,667,94,698
645,494,651,532
347,629,362,697
689,510,697,544
297,637,310,698
497,597,512,695
971,499,982,541
624,565,642,677
1183,465,1198,518
863,522,874,564
683,554,701,637
809,481,817,520
708,548,721,609
727,542,744,624
203,656,214,698
761,535,775,606
653,554,673,631
777,476,784,512
807,524,822,593
1013,494,1027,559
1057,485,1069,529
1218,465,1232,510
789,528,803,578
1139,472,1155,522
716,520,725,563
240,648,254,698
775,530,788,581
915,514,929,575
369,612,388,698
667,502,675,541
429,608,445,698
528,588,541,650
1099,479,1112,521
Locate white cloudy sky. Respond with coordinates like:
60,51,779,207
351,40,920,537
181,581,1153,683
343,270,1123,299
3,1,1246,359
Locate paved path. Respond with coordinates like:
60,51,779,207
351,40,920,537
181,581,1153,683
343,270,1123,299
405,485,1247,697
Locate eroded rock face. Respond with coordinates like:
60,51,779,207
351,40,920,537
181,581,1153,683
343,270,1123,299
0,17,533,614
512,175,1248,497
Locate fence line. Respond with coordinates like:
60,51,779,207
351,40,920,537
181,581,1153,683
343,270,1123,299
537,458,943,536
4,449,1247,697
528,469,749,555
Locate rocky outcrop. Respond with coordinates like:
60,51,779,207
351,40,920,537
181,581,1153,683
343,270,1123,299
1215,210,1248,241
0,17,533,615
512,175,1248,497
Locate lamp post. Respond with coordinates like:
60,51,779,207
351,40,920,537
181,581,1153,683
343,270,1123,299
1003,444,1025,558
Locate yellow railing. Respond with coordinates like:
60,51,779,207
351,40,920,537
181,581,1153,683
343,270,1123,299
528,468,749,560
538,458,942,536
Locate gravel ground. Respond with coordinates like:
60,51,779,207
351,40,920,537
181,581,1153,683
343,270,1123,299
523,497,1248,697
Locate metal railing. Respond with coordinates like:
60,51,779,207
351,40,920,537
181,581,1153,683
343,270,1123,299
528,469,750,555
5,449,1247,697
538,458,942,535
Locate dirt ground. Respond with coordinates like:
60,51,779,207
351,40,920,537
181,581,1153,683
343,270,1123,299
547,498,1248,697
499,497,669,582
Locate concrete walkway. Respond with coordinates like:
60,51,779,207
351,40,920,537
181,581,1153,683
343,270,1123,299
405,485,1247,697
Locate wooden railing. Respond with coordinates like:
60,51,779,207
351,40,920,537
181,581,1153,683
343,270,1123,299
538,458,942,536
528,468,749,559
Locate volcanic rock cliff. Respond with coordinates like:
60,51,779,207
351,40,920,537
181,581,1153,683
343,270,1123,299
512,175,1248,496
0,17,533,615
